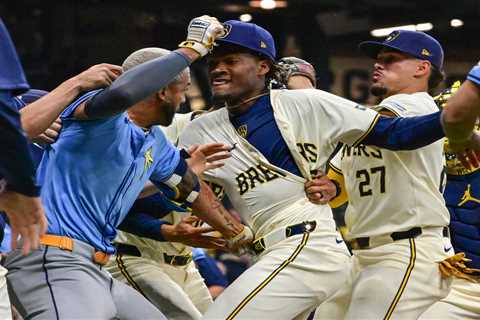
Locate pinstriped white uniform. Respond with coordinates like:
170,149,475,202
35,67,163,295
178,89,379,319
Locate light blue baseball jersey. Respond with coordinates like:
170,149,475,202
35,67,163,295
36,90,180,253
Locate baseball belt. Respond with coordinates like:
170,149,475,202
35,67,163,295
114,242,192,266
354,226,450,250
40,234,111,265
250,221,317,255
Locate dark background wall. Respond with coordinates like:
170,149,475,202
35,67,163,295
2,0,479,105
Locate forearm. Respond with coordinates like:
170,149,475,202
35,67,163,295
361,111,444,150
191,181,243,239
84,49,197,118
442,80,480,142
20,77,82,138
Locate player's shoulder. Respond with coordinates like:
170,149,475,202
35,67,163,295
272,88,333,100
188,107,227,129
379,92,436,116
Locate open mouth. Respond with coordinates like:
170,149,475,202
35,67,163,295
211,78,231,87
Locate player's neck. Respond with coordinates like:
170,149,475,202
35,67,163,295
128,101,163,129
227,88,269,116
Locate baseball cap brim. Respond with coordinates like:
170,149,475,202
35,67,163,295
358,41,405,59
216,38,275,61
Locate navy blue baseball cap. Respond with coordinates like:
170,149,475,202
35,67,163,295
359,30,444,70
216,20,276,60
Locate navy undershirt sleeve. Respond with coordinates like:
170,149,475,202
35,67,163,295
117,211,170,242
362,111,444,150
84,51,191,118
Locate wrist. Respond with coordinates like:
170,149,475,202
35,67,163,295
176,47,202,61
63,76,84,95
160,224,176,241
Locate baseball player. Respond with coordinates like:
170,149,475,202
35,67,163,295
309,30,461,319
177,20,456,319
105,47,222,320
419,83,480,319
4,16,252,319
0,17,46,259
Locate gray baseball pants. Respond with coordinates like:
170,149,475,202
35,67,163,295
4,239,167,320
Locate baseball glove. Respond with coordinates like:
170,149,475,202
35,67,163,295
439,252,480,283
434,80,461,109
272,56,316,89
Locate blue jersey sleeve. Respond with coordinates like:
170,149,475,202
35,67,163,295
192,248,228,287
467,63,480,86
60,89,104,119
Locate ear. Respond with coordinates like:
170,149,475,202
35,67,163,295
415,61,431,78
257,59,271,76
157,87,168,102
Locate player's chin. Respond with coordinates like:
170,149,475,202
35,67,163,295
211,91,231,103
370,83,388,97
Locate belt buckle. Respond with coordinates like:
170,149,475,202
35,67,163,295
169,255,176,265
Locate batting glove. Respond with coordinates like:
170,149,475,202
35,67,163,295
179,15,225,57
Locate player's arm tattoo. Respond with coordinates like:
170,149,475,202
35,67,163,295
191,180,243,239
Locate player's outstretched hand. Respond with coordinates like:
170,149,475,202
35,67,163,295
449,132,480,170
162,216,227,249
32,117,62,145
187,143,231,176
179,15,225,57
75,63,123,91
0,191,48,255
304,171,337,205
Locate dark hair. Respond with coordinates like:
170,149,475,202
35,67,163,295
428,65,445,93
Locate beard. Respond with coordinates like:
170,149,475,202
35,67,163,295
370,83,388,97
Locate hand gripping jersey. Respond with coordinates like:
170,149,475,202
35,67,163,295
179,89,379,237
330,92,450,239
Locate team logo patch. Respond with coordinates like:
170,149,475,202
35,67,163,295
143,147,154,175
218,23,232,39
237,125,248,138
421,48,432,56
385,31,400,42
260,40,267,48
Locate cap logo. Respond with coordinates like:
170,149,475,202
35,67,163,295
421,48,432,56
218,23,232,39
385,31,400,42
260,41,267,48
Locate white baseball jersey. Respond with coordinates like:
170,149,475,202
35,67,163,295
178,89,379,237
330,92,449,239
